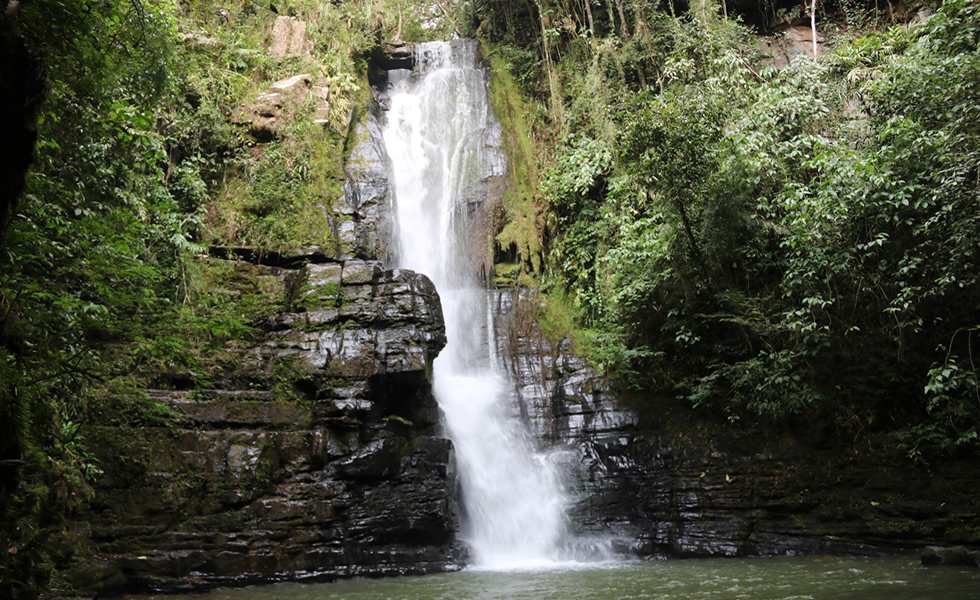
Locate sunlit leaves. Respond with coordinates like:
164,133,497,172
543,135,613,203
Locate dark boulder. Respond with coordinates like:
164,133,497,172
922,546,980,568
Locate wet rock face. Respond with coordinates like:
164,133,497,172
337,107,395,263
921,545,980,568
73,53,471,596
263,262,446,379
371,41,415,71
492,286,812,556
81,255,461,594
491,287,980,560
488,288,641,548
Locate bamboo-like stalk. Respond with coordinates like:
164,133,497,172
811,0,818,58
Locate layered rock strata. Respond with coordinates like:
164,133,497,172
488,288,640,551
76,79,464,593
490,288,980,559
81,256,461,594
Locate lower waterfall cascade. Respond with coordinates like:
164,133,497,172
381,39,572,569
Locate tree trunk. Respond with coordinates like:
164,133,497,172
536,1,561,122
605,0,617,33
810,0,819,58
676,199,707,276
612,0,628,37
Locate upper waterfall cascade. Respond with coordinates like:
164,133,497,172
381,40,571,569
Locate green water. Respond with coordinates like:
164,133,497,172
189,557,979,600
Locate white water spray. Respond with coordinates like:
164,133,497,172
382,40,569,569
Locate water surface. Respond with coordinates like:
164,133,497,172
194,557,979,600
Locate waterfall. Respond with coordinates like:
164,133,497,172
382,40,569,569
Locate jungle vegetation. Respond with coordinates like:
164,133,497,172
0,0,977,595
471,0,978,462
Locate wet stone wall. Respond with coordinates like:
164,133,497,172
76,96,464,595
488,287,979,560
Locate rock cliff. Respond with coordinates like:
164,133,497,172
75,91,463,594
490,288,980,560
80,257,462,594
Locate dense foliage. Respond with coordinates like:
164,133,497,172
1,1,183,593
472,0,979,458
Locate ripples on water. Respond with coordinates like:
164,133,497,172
188,557,980,600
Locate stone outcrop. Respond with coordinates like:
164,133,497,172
220,98,392,266
264,262,447,380
338,107,396,263
79,255,462,595
489,288,640,551
490,287,980,560
75,76,460,593
312,79,331,125
921,545,980,568
77,255,461,594
234,73,327,142
232,16,331,141
371,41,415,71
758,25,826,68
269,16,309,58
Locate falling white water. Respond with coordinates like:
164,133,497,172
382,40,569,569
